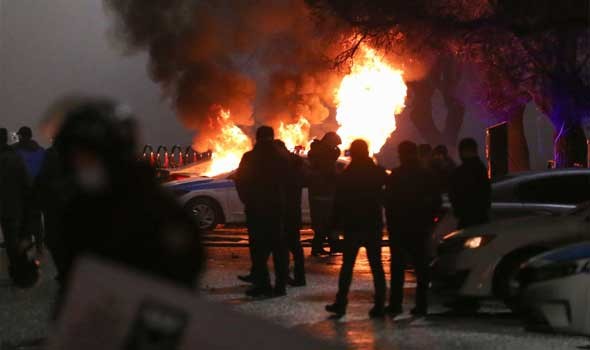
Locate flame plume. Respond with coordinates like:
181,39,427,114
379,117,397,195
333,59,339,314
335,46,408,154
202,110,252,177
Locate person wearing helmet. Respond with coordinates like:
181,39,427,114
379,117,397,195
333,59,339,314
53,100,204,303
307,131,342,256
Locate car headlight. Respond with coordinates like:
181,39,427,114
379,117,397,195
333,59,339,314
463,235,495,249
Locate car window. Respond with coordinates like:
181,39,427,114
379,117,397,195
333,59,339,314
516,175,590,204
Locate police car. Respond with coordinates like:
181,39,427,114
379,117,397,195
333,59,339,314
165,171,312,231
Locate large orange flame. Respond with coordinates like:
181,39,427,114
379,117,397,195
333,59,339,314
335,45,407,154
200,45,406,175
277,116,311,151
202,110,252,176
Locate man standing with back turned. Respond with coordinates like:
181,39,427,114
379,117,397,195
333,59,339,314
449,138,491,229
326,139,387,318
236,126,290,298
385,141,441,317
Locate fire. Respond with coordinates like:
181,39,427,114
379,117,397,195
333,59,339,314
277,116,311,151
202,110,252,176
335,45,407,154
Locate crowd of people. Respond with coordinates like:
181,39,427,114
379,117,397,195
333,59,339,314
0,99,491,321
235,126,491,318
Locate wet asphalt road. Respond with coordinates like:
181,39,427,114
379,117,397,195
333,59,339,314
0,227,588,349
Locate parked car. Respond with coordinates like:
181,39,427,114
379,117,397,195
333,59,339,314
165,159,348,230
431,202,590,311
433,169,590,241
519,241,590,335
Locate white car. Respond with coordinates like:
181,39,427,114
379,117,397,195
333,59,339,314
433,169,590,242
431,203,590,311
165,172,313,230
165,158,348,230
519,242,590,335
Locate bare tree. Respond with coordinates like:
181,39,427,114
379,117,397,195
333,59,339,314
309,0,590,167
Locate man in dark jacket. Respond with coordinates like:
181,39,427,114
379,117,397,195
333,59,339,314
431,145,457,193
235,126,290,297
276,140,306,286
325,140,387,318
307,132,342,256
385,141,441,317
0,128,30,278
14,126,46,253
54,101,204,301
449,138,491,229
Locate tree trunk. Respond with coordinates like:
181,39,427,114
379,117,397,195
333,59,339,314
554,122,587,168
507,105,531,171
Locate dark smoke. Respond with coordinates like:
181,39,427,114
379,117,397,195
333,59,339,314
104,0,349,150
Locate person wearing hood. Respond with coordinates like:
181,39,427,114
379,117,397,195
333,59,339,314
53,100,204,300
325,140,387,318
307,132,342,256
449,138,491,229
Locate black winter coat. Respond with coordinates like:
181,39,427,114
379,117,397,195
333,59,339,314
449,158,491,229
334,158,387,234
235,141,290,217
59,163,204,289
385,162,442,236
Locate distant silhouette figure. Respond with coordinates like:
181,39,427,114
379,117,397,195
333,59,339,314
235,126,290,298
13,126,46,254
307,132,342,256
326,139,387,318
385,141,441,317
431,145,457,193
0,128,37,287
418,144,433,169
275,140,306,287
449,138,491,229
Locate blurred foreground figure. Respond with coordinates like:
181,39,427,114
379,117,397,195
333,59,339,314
235,126,290,298
449,138,491,229
0,128,38,287
385,141,441,317
275,140,306,287
326,140,387,318
308,132,342,256
53,100,203,298
14,126,46,254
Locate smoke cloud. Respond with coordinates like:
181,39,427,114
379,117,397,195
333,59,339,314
104,0,350,150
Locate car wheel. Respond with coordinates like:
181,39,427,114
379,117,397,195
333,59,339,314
493,249,545,313
185,197,222,231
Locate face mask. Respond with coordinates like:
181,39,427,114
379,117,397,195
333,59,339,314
76,163,108,192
